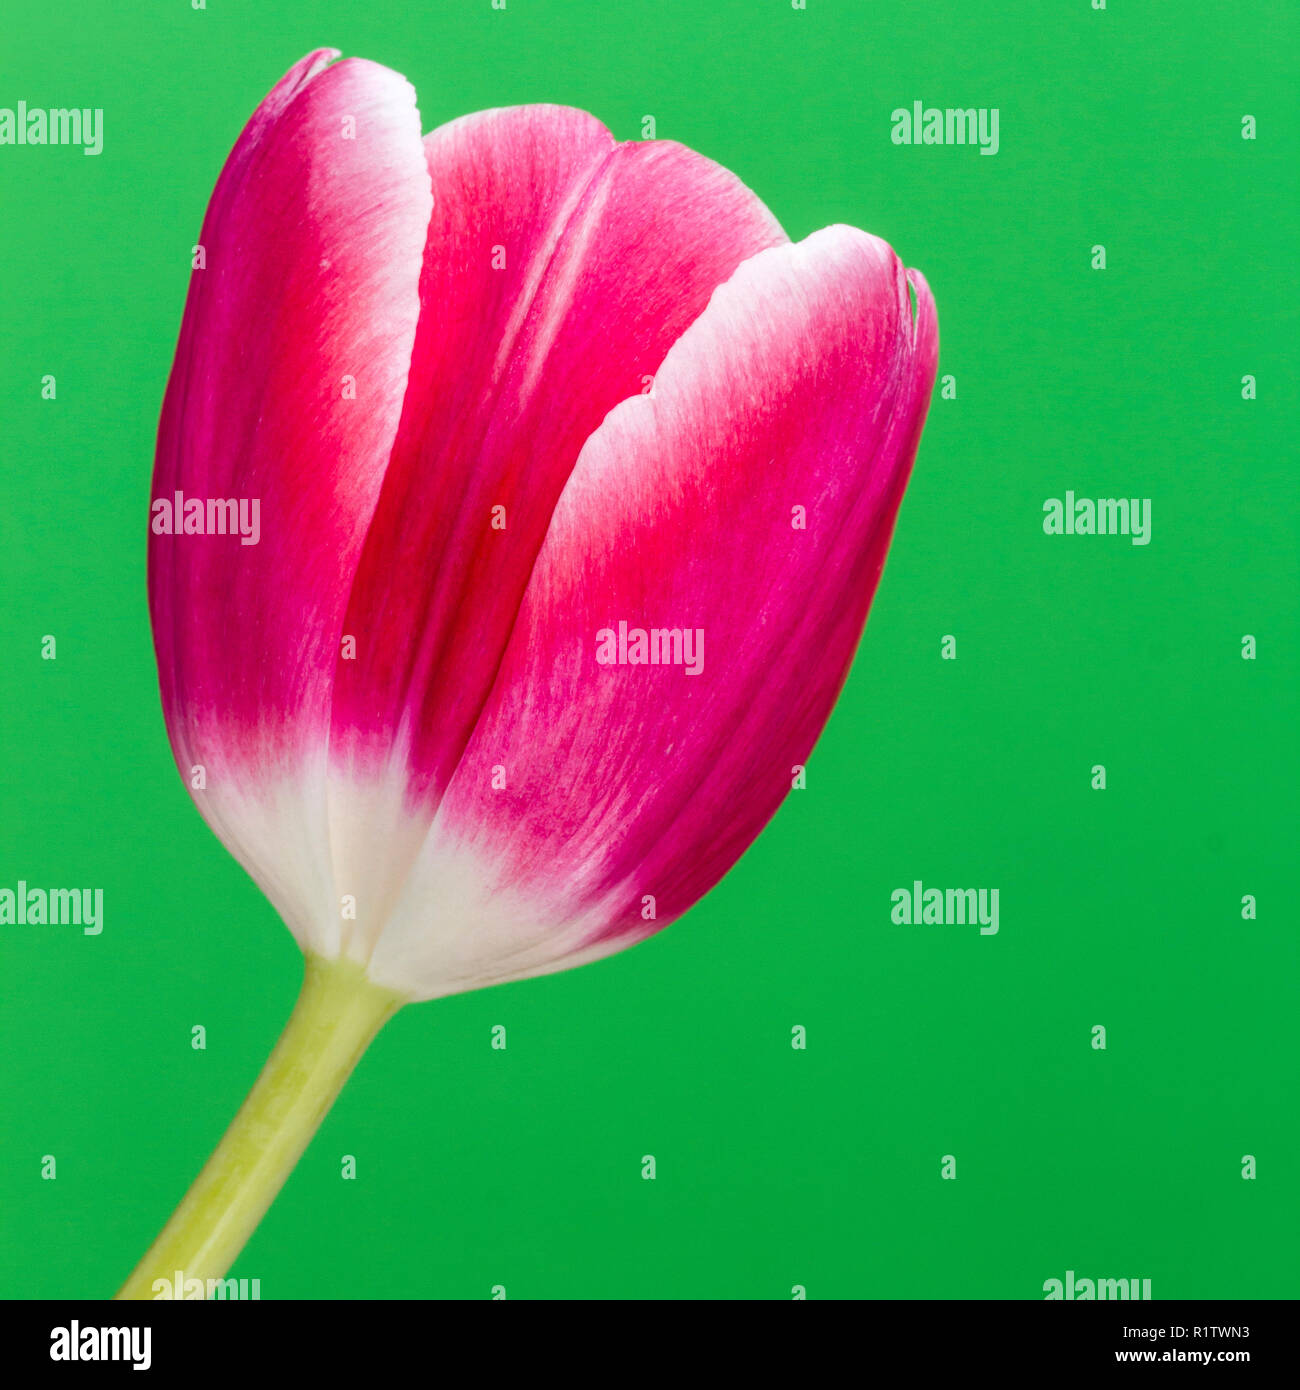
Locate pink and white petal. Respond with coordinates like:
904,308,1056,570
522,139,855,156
326,107,786,955
148,53,431,950
365,226,938,1000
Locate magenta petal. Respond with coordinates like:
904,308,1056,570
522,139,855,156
148,53,431,940
324,105,787,949
329,106,787,796
367,227,938,998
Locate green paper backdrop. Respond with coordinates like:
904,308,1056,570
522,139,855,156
1,0,1295,1300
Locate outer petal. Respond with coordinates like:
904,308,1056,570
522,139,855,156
148,52,431,947
325,106,787,950
366,226,939,999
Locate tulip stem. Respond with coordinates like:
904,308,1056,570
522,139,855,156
115,952,406,1300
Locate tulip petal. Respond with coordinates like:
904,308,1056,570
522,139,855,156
367,226,938,999
148,52,432,944
326,106,787,945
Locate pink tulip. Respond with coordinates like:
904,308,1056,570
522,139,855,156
125,49,937,1297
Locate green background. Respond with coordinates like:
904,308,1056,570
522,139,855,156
1,0,1295,1300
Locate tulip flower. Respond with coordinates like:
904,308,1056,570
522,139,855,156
119,48,937,1299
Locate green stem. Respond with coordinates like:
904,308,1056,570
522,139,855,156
116,952,406,1300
